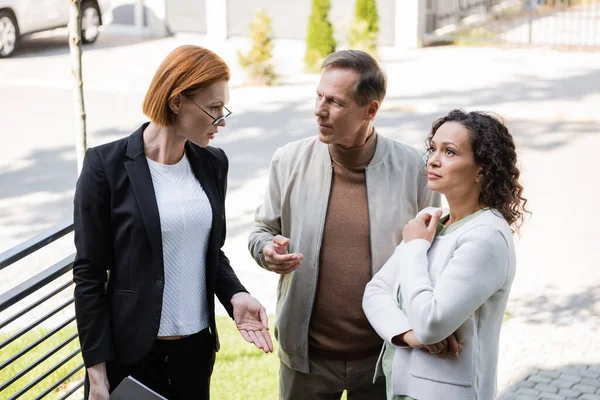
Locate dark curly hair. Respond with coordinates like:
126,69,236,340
427,109,530,233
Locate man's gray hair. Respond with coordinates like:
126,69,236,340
321,50,387,107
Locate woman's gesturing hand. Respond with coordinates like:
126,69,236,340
402,210,443,244
231,292,274,353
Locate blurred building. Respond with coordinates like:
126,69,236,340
103,0,422,48
104,0,600,50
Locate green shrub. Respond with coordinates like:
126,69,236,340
305,0,337,73
238,10,277,86
348,0,379,56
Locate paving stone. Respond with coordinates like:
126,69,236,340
559,388,583,397
539,370,562,379
529,375,554,384
581,377,600,387
540,393,567,400
573,384,598,394
562,365,588,374
560,373,583,383
580,394,600,400
517,381,538,389
581,371,600,380
552,379,576,389
536,383,559,394
516,387,542,396
515,396,540,400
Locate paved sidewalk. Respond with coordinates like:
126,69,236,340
499,365,600,400
1,32,599,398
496,284,600,397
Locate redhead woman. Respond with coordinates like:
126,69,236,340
363,109,529,400
73,45,273,400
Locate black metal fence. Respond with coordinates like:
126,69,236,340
423,0,600,48
0,221,84,399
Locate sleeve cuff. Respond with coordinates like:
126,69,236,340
403,238,432,252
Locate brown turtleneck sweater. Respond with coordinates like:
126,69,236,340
308,131,383,360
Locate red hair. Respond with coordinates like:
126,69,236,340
142,45,230,126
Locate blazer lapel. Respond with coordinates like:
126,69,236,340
123,123,164,266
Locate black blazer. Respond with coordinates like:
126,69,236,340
73,123,246,368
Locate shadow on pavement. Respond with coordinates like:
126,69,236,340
219,66,600,198
10,31,165,59
382,68,600,150
2,60,599,243
507,284,600,327
0,145,76,244
0,145,77,200
92,126,143,139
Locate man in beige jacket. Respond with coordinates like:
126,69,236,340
248,50,440,400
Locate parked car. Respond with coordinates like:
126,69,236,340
0,0,109,58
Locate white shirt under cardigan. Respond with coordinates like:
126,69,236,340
147,153,212,337
363,208,516,400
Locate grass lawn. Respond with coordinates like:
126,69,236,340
0,321,84,400
1,317,350,400
211,316,280,400
0,317,349,399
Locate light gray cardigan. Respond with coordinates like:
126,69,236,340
363,208,516,400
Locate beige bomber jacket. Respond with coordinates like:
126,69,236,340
248,132,440,373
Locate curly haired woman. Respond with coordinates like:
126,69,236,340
363,109,529,400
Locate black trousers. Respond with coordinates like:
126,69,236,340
84,328,215,400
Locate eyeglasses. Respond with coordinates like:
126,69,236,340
185,95,232,125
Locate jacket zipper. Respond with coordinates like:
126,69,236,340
365,166,375,277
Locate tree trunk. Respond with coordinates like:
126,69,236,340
69,0,87,175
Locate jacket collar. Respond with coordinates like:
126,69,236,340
125,122,211,164
123,123,222,275
125,122,149,160
123,123,162,270
316,128,390,167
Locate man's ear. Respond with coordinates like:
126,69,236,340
169,94,182,115
365,100,380,121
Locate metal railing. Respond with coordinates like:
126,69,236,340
0,220,84,400
423,0,600,49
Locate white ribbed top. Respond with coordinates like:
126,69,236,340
146,152,212,336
